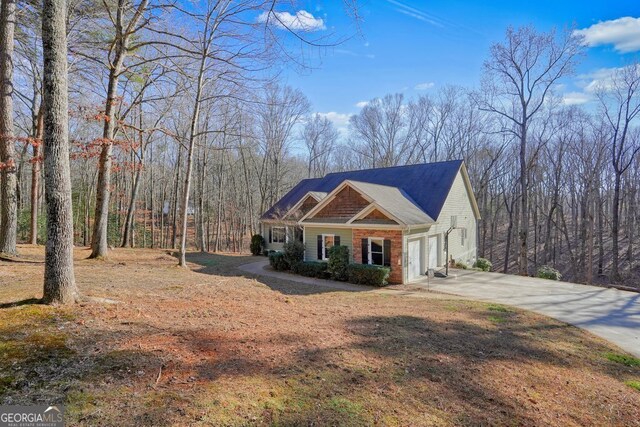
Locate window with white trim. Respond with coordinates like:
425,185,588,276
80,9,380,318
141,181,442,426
271,227,285,243
322,234,335,260
460,228,467,246
369,237,384,266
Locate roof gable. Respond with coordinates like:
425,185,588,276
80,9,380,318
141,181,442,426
313,186,369,219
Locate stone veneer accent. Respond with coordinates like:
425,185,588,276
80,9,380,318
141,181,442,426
352,228,404,284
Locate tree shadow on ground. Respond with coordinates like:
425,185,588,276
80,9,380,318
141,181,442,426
185,252,368,296
1,300,639,426
0,298,42,309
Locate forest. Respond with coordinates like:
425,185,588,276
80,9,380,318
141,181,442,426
1,0,639,303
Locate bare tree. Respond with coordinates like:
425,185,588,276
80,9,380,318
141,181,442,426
88,0,150,259
256,83,310,210
0,0,18,255
477,25,583,275
349,93,418,168
595,63,640,281
41,0,78,304
302,113,338,178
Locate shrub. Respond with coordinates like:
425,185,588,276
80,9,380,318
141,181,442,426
268,252,289,271
347,264,391,286
327,245,350,281
250,234,265,256
282,240,305,267
537,265,562,281
292,261,329,279
473,257,492,272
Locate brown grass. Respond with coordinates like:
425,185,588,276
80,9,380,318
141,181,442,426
1,245,639,426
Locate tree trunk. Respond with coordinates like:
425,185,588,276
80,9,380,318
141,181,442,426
171,147,181,249
0,0,18,256
42,0,78,304
626,186,635,273
597,183,604,276
149,144,155,248
30,105,44,244
121,162,143,247
518,122,529,275
610,172,622,281
121,108,145,248
177,45,208,267
198,147,206,252
89,63,121,258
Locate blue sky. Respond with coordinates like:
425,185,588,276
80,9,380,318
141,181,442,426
273,0,640,132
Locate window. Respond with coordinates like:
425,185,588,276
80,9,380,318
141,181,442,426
460,228,467,246
322,234,335,260
369,238,384,266
271,227,285,244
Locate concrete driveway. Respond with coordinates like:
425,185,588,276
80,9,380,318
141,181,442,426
424,270,640,357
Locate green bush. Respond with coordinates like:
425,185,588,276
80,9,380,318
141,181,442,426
327,245,350,281
250,234,265,256
347,264,391,286
473,257,492,272
292,261,329,279
268,252,289,271
537,265,562,281
283,240,305,267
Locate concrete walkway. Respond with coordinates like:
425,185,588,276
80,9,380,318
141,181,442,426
239,260,640,357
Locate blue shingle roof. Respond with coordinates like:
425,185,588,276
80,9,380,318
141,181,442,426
260,160,464,222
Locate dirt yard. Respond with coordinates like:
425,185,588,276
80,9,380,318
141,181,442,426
1,245,639,426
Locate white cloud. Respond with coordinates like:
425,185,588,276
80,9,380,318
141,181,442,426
577,66,635,93
574,17,640,53
560,64,640,105
414,82,435,90
355,101,369,108
317,112,352,135
562,92,592,106
257,10,325,32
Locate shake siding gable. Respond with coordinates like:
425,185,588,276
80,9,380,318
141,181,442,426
431,170,477,265
313,187,369,219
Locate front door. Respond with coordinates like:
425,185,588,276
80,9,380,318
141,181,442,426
428,235,439,268
408,239,423,281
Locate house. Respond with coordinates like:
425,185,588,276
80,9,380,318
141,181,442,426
259,160,481,284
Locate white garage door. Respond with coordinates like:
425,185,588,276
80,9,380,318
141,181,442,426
407,239,423,281
428,235,439,268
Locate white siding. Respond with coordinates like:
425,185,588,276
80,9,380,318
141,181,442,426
429,171,477,266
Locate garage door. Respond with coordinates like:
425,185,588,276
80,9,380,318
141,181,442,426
407,239,423,281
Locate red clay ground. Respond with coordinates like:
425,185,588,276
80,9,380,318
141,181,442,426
1,245,639,426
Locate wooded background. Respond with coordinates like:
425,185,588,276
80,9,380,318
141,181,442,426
1,0,639,289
